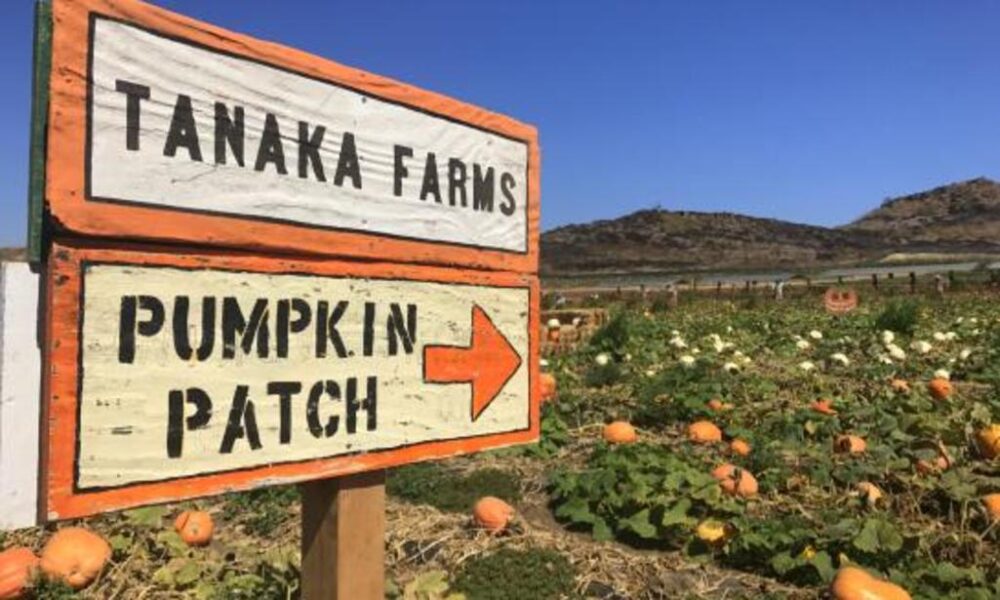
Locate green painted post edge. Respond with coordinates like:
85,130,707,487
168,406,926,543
27,0,52,264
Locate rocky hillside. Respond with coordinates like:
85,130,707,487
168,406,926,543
844,178,1000,246
541,178,1000,276
0,248,26,261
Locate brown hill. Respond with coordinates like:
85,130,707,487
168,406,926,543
843,178,1000,246
541,178,1000,276
0,248,26,262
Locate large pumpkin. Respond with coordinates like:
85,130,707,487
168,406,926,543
834,435,867,455
830,566,911,600
40,528,111,590
0,547,39,600
175,510,214,547
711,464,758,498
603,421,637,444
687,421,723,444
473,497,515,533
976,425,1000,459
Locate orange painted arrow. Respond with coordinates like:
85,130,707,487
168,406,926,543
423,305,522,421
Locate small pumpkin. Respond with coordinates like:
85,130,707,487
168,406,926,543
0,547,39,600
927,378,952,401
40,527,111,590
707,399,732,412
174,510,214,547
855,482,883,507
890,379,910,393
695,520,728,545
540,373,557,403
603,421,637,444
473,497,514,533
983,493,1000,522
830,566,911,600
711,464,758,498
976,424,1000,459
729,439,751,457
687,420,723,444
834,435,867,455
811,399,837,416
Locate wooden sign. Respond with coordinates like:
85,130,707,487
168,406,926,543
44,243,539,519
43,0,539,272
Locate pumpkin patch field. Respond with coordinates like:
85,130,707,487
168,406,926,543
3,290,1000,599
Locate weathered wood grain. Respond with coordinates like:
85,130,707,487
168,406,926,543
301,472,386,600
46,0,540,273
0,262,42,530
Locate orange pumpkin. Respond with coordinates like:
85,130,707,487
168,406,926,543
40,528,111,590
174,510,214,547
823,287,858,315
707,399,732,412
976,424,1000,459
729,439,751,456
0,547,39,600
856,482,884,507
473,497,515,533
830,566,911,600
811,399,837,415
688,421,723,444
927,378,952,401
890,379,910,394
540,373,557,403
711,464,758,498
983,493,1000,522
834,435,867,455
603,421,637,444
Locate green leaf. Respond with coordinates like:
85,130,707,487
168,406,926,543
852,518,903,554
809,551,836,583
620,508,658,539
124,505,167,528
592,518,614,541
660,499,693,527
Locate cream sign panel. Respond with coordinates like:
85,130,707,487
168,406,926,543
76,264,529,489
88,17,529,252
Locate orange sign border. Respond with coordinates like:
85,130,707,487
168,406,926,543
47,0,540,273
44,241,540,520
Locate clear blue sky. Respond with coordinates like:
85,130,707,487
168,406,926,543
2,0,999,246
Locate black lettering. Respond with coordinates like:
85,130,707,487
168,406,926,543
500,172,517,216
118,295,164,364
219,385,262,453
222,298,270,359
315,301,349,358
362,302,376,357
254,113,288,174
393,145,413,196
163,94,203,161
387,303,417,356
345,376,377,434
419,153,441,203
306,380,340,438
114,80,150,151
472,164,495,212
333,132,362,189
448,158,467,207
297,121,326,181
166,388,212,458
268,381,302,445
214,102,245,166
172,296,216,361
276,299,312,359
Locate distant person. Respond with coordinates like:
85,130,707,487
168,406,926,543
774,280,785,301
934,274,946,296
667,282,679,308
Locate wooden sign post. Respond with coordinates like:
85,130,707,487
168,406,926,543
17,0,541,597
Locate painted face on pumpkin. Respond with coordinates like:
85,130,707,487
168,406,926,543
824,288,858,315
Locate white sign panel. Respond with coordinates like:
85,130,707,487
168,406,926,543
87,17,529,253
75,264,529,490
